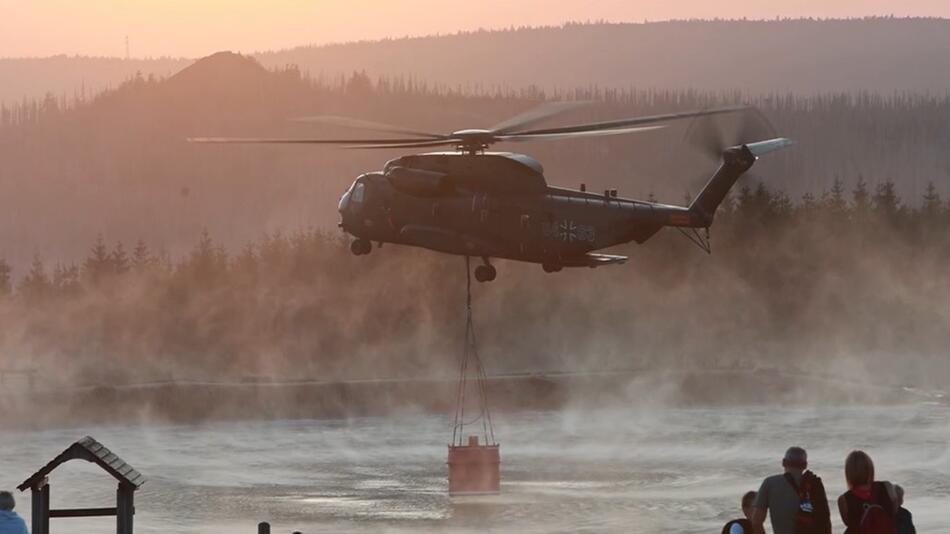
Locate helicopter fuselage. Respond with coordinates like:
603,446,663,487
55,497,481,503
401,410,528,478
338,151,701,270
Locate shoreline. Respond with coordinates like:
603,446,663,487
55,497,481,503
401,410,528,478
1,368,940,430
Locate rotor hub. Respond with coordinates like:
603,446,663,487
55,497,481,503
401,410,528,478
450,129,496,154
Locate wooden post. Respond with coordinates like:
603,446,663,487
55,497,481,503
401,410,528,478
30,480,49,534
42,484,50,534
30,486,40,534
257,522,270,534
117,483,134,534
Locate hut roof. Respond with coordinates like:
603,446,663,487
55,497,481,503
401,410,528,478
18,436,146,491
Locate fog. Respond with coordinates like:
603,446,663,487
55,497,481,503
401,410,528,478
1,405,948,532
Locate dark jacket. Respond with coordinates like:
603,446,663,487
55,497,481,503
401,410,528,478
896,507,916,534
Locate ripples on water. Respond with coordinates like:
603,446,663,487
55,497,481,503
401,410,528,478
1,405,948,533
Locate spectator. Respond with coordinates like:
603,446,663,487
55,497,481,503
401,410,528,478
837,450,898,534
751,446,832,534
0,491,28,534
722,491,757,534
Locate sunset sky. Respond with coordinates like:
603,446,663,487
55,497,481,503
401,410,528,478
2,0,949,58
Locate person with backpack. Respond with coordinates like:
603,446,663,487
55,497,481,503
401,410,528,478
750,446,832,534
722,491,757,534
837,450,899,534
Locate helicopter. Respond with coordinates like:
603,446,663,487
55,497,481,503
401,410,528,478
191,103,792,282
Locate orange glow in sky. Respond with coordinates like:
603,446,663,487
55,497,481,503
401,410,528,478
2,0,948,58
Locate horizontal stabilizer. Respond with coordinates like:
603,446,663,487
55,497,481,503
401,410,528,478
580,253,628,267
745,137,795,157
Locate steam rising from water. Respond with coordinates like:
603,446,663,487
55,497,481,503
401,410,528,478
1,404,947,533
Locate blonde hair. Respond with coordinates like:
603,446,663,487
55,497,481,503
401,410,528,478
845,450,875,488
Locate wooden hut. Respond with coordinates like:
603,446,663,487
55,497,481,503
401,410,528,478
17,436,146,534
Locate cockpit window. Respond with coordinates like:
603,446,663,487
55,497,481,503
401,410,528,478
352,182,366,203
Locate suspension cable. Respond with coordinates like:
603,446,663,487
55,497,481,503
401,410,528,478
452,256,496,446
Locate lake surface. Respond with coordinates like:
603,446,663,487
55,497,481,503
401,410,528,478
1,404,948,533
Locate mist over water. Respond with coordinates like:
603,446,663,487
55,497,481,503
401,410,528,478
2,403,947,533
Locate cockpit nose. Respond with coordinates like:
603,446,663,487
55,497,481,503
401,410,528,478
338,186,352,214
338,179,366,214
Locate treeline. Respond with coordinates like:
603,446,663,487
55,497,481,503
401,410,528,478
1,179,949,388
3,176,947,299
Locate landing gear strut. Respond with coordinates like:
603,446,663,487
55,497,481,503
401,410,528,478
350,239,372,256
474,258,497,283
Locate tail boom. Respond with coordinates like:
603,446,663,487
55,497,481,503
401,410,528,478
678,137,793,228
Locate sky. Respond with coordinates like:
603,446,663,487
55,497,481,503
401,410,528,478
1,0,949,59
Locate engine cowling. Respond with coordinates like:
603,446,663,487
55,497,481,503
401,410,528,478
385,166,450,197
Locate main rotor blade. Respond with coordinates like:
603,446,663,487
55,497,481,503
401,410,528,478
497,125,665,143
685,114,726,161
290,115,445,139
489,101,591,135
736,107,777,145
187,137,444,145
511,105,747,137
684,106,778,162
344,139,462,149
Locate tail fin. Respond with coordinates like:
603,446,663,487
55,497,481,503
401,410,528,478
688,138,794,225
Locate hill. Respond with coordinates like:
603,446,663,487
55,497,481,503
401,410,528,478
5,18,950,105
258,18,950,94
0,55,188,106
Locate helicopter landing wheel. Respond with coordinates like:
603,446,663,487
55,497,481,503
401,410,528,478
542,263,562,273
350,239,372,256
474,264,497,283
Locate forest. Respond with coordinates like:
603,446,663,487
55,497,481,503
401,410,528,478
1,178,948,391
1,48,949,392
1,51,949,276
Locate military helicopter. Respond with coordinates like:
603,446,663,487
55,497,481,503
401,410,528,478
191,103,792,282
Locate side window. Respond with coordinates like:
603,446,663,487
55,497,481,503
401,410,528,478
352,183,365,203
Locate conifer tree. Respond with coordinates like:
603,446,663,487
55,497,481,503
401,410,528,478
51,263,81,296
852,175,871,217
188,230,227,285
132,239,152,272
0,258,11,297
800,192,818,213
233,243,259,284
20,254,51,303
111,242,131,275
824,176,848,217
872,180,901,223
922,181,942,218
83,235,112,285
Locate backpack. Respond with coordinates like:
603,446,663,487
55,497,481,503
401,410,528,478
785,471,832,534
856,484,897,534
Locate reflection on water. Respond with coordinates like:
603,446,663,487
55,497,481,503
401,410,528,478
1,404,948,533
